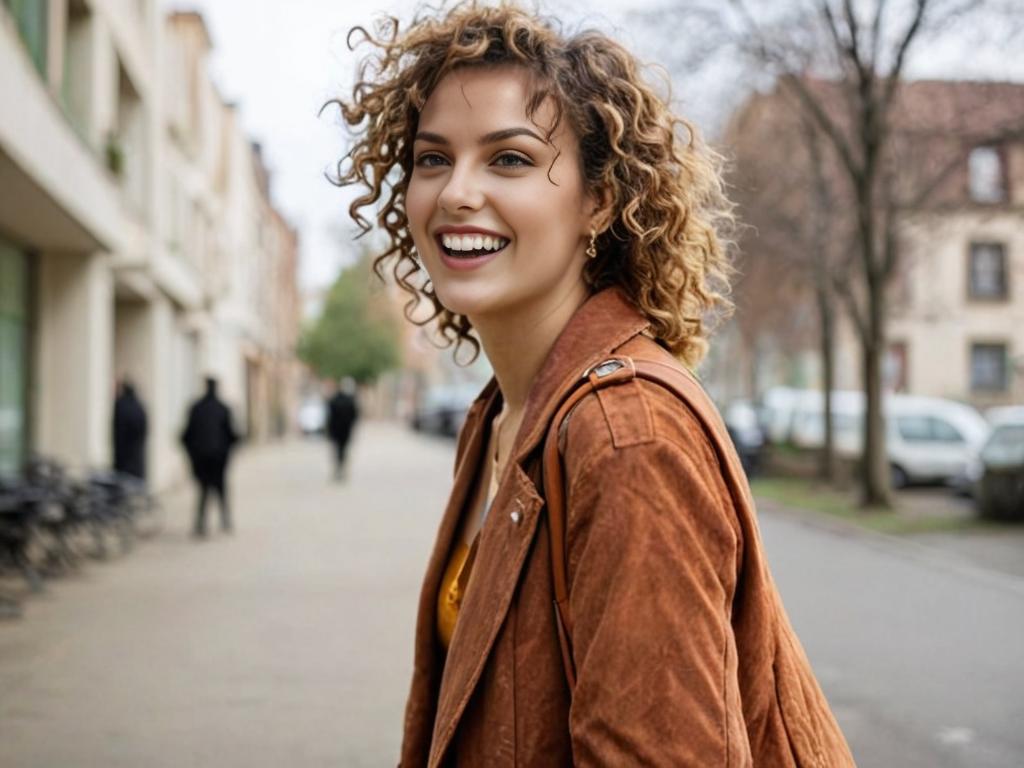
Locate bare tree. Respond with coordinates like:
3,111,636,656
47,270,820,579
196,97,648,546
727,95,848,482
643,0,1024,507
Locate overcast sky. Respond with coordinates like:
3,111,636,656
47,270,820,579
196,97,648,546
161,1,1024,295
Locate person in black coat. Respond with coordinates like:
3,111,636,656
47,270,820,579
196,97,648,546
326,378,359,481
113,380,148,480
181,377,239,537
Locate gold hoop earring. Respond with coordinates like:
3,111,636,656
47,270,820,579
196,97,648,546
586,230,597,260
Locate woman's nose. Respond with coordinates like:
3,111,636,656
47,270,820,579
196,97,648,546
437,165,485,212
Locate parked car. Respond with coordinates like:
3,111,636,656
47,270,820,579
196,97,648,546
757,387,802,445
411,384,480,438
960,407,1024,495
984,405,1024,427
787,390,864,455
974,415,1024,520
886,397,991,488
778,390,990,488
722,399,765,476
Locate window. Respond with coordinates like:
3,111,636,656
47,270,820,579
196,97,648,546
896,416,931,443
971,343,1009,392
929,418,964,444
896,416,965,444
981,424,1024,466
3,0,48,76
61,0,92,140
968,146,1007,203
969,243,1009,300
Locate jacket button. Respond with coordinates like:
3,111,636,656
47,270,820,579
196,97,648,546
510,504,523,525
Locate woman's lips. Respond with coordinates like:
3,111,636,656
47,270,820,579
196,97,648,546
438,247,503,271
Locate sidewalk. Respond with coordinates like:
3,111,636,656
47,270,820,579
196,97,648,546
0,423,456,768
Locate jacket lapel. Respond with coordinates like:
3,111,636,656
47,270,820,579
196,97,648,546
428,467,544,767
402,383,499,764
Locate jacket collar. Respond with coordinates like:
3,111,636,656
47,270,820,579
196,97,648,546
509,286,650,464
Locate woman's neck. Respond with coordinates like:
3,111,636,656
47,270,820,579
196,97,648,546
472,280,590,415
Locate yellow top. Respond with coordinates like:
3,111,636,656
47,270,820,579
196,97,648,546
437,538,473,651
437,413,504,652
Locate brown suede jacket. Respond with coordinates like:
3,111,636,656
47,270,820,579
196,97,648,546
399,288,856,767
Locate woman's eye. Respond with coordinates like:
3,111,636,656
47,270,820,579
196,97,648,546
415,153,448,167
493,152,531,168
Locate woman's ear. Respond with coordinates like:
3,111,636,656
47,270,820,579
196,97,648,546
587,184,615,235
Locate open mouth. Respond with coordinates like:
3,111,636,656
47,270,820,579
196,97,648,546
437,233,510,259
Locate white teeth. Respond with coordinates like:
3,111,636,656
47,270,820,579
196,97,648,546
439,233,509,253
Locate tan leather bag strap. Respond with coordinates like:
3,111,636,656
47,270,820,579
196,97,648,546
542,355,741,693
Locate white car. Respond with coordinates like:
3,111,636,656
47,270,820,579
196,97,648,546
884,396,991,488
757,387,803,444
782,390,991,488
787,390,864,455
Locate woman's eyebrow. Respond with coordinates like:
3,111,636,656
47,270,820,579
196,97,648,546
414,127,546,145
479,127,545,144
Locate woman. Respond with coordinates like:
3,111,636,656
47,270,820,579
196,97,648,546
331,3,855,765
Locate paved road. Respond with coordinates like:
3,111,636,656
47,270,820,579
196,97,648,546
1,423,1021,767
761,500,1024,768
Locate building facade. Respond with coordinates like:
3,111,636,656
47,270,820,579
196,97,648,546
0,1,300,486
711,80,1024,410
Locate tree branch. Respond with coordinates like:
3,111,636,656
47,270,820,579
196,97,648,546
882,0,929,108
841,0,868,79
821,1,857,76
778,74,861,180
869,0,888,71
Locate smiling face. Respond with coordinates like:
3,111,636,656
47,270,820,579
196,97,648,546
406,65,596,326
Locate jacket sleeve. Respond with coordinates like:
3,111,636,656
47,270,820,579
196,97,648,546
564,431,748,766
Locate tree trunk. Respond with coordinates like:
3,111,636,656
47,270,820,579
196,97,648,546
817,286,837,483
852,114,894,509
860,281,892,508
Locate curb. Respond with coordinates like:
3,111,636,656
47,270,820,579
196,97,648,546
755,496,1024,599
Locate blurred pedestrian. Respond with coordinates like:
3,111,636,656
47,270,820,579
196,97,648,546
334,4,854,766
181,377,239,538
326,377,359,481
112,379,147,481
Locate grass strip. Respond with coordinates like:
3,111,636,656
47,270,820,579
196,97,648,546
749,476,985,535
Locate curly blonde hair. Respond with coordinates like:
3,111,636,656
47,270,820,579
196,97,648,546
327,0,734,367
